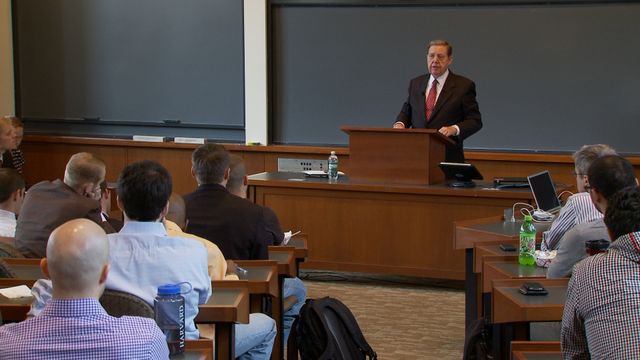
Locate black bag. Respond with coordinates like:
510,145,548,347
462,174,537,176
463,317,493,360
294,296,377,360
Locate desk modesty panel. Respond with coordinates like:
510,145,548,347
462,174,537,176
248,172,537,280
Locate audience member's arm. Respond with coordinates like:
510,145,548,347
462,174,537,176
263,207,284,246
148,326,171,358
27,279,53,318
187,246,212,305
547,228,585,279
560,275,589,359
542,197,578,251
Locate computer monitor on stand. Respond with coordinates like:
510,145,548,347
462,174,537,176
439,162,484,188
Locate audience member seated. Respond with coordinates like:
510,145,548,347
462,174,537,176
29,160,276,360
185,145,306,343
2,116,25,174
561,185,640,358
164,192,239,280
542,144,617,251
0,218,169,359
227,154,283,245
548,155,637,278
0,117,16,169
0,169,25,237
99,182,124,232
15,152,115,258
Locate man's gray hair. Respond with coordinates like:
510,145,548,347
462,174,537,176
63,152,106,188
573,144,617,176
191,144,230,185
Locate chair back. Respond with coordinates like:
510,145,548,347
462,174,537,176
0,243,25,258
0,258,16,278
99,289,154,318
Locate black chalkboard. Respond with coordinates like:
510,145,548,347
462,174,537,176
271,2,640,154
14,0,245,141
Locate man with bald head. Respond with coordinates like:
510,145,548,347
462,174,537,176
15,152,115,257
0,219,168,359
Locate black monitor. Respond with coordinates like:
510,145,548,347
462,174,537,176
439,162,484,188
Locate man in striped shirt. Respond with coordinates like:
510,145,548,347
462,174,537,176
541,144,616,251
561,185,640,358
0,218,169,359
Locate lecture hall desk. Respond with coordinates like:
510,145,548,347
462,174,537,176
248,172,537,281
455,216,551,328
491,279,568,360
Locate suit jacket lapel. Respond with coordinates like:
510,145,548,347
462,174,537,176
418,75,429,123
431,73,456,121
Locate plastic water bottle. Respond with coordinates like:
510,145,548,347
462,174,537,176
328,151,339,182
154,284,186,355
519,214,536,266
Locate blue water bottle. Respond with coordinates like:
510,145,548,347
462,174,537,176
154,284,186,355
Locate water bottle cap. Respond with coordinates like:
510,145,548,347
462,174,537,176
157,284,181,295
524,214,533,221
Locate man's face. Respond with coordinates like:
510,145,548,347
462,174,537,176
0,125,16,150
575,167,588,193
14,127,24,147
427,45,453,78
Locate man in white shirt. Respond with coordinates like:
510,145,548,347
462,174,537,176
0,168,25,237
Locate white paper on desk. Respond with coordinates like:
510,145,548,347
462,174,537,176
0,285,32,299
282,230,301,246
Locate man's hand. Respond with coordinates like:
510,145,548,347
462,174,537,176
100,189,111,214
393,122,405,129
438,126,458,137
226,260,237,275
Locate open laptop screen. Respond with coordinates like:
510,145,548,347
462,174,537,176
527,170,562,213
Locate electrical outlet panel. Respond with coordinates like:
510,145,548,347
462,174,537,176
278,158,327,172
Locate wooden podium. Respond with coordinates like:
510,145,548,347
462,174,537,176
341,126,454,185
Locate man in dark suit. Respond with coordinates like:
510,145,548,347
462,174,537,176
394,39,482,163
184,144,269,261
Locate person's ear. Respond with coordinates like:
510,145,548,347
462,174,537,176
191,166,196,178
116,196,125,212
224,167,231,181
159,201,170,219
243,175,248,186
99,263,110,285
40,258,50,279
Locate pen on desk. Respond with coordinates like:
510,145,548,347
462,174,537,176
291,230,301,237
236,266,248,276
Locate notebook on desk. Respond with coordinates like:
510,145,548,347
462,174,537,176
527,170,562,213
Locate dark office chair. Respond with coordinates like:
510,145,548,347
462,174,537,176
0,243,25,258
0,258,17,278
99,289,154,318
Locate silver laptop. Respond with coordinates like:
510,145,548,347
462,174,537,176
527,170,562,213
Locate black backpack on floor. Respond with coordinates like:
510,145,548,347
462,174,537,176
294,296,377,360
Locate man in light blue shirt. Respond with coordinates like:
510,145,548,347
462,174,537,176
29,160,276,360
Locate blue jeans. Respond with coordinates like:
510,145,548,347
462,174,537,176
235,313,277,360
282,277,307,344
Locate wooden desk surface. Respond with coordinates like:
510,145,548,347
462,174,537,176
483,260,548,293
473,241,519,273
249,172,538,199
492,279,568,324
455,217,551,250
173,340,214,360
288,236,308,259
512,351,563,360
268,249,296,278
195,287,249,324
2,258,43,280
231,262,278,298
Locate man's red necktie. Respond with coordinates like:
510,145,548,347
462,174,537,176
425,79,438,121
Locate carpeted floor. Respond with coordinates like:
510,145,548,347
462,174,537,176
301,272,465,359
